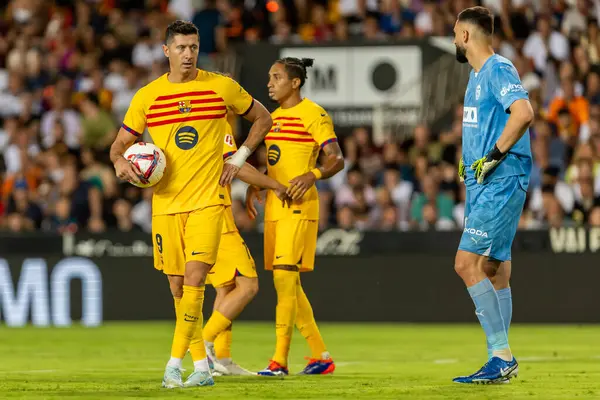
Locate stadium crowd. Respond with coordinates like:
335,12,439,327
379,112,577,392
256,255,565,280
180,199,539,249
1,0,600,233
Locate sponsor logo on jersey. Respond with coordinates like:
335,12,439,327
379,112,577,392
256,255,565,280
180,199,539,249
463,106,478,128
267,144,281,165
175,126,199,150
500,83,525,97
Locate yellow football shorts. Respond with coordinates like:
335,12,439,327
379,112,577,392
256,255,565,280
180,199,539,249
152,205,225,276
206,230,257,288
264,219,318,272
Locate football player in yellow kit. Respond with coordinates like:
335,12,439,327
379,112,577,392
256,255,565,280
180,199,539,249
110,20,272,388
246,57,344,376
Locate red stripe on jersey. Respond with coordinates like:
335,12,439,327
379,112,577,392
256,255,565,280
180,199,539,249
266,136,316,143
147,105,227,119
154,91,217,101
147,113,226,127
274,117,301,121
268,130,311,136
282,123,304,128
149,98,224,111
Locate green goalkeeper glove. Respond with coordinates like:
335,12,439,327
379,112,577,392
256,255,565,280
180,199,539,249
470,145,507,184
458,157,466,182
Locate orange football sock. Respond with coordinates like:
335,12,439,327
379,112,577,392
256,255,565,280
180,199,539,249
171,285,205,360
296,282,328,359
272,269,299,367
215,325,233,359
203,310,232,343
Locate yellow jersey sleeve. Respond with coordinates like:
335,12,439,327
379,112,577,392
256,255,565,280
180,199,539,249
310,112,338,149
220,77,254,116
122,87,147,137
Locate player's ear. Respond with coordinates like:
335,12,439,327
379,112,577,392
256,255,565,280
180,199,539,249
291,77,300,90
462,28,469,44
162,44,169,58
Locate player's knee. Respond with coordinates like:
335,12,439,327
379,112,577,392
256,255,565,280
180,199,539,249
245,278,259,299
184,261,211,286
454,252,478,279
168,275,184,298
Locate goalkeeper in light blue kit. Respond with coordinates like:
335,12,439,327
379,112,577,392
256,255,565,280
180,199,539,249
452,7,534,384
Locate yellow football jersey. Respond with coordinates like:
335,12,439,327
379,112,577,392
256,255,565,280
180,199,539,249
222,128,238,234
265,98,338,221
122,70,254,216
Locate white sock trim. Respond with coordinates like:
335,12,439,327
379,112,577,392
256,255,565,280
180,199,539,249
194,358,210,372
167,357,182,369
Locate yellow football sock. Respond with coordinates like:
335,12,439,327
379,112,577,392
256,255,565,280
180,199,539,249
171,285,205,360
215,325,232,359
296,283,328,359
272,269,299,367
203,310,232,343
174,297,182,319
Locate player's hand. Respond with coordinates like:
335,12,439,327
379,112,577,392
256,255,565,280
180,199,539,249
220,163,241,186
471,145,506,184
273,183,292,208
114,157,142,184
245,185,263,220
287,172,317,200
458,157,466,183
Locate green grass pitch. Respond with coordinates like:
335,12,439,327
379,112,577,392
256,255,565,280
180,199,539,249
1,322,600,399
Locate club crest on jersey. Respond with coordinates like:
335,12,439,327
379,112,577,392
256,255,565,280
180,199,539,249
178,100,192,113
475,85,481,100
273,122,282,133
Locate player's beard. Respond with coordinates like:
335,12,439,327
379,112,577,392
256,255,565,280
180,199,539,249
455,44,468,64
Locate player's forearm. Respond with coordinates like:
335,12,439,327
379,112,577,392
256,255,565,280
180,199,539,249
242,112,273,152
110,141,126,165
314,153,344,180
238,162,281,190
495,101,534,154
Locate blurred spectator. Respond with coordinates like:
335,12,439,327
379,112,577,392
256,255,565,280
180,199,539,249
1,0,600,233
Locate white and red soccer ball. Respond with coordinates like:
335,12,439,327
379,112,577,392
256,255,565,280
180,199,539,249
123,142,166,188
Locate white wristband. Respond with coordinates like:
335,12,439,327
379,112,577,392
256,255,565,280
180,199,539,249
226,145,252,168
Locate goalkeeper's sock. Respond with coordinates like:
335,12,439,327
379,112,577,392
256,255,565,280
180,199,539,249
203,310,231,344
272,269,299,367
171,285,205,360
467,278,512,362
174,296,182,320
487,287,512,359
296,283,328,359
215,325,233,360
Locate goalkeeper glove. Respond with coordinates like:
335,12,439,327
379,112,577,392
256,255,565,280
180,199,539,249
470,145,506,184
458,157,466,182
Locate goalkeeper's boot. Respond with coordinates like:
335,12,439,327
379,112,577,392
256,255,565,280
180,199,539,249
453,357,518,384
298,357,336,375
217,358,256,376
183,370,215,387
257,360,289,376
162,366,184,389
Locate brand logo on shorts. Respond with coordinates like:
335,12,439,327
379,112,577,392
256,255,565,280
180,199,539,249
464,227,488,238
175,126,199,150
268,144,281,166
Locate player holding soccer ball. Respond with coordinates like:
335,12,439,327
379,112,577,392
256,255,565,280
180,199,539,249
245,57,344,376
110,20,274,389
452,7,534,384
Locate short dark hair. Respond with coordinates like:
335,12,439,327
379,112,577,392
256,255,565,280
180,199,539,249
275,57,314,88
458,7,494,36
165,20,198,44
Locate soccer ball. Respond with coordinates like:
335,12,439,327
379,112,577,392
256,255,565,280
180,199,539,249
123,142,166,188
